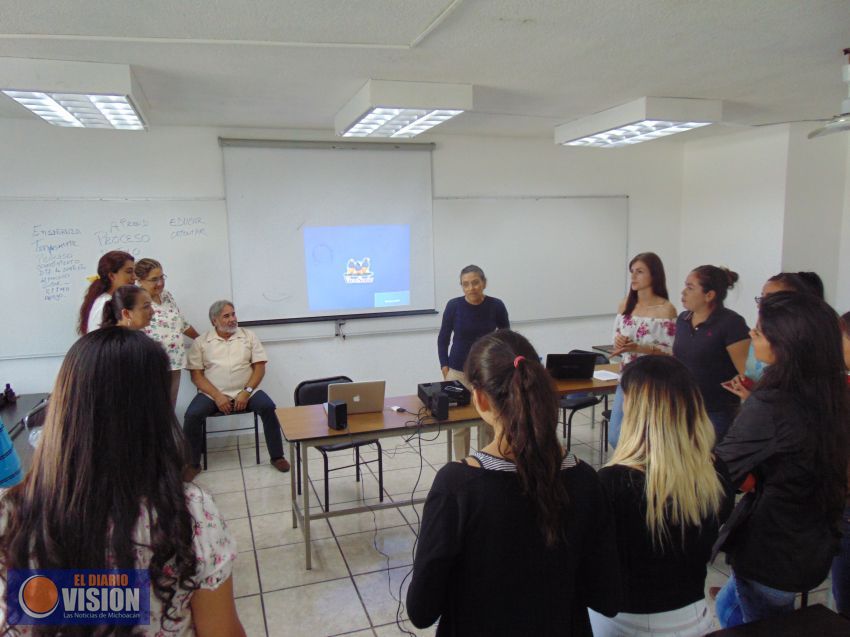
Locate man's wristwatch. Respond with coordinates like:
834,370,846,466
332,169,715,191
243,386,254,394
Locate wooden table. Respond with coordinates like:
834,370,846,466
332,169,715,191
277,367,619,569
705,604,850,636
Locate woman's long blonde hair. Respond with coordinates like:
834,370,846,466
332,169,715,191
608,355,725,548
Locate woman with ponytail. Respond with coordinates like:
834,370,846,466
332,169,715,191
101,284,154,330
407,330,621,636
77,250,135,334
674,265,750,442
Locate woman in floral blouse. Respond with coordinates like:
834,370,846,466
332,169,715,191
0,328,244,637
608,252,677,448
136,258,200,406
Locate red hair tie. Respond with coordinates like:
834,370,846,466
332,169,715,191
513,355,525,368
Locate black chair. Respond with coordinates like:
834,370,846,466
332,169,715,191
201,410,260,470
560,349,610,450
293,376,384,512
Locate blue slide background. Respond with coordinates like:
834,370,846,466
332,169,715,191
304,224,411,312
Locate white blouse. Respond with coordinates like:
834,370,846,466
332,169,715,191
612,313,676,367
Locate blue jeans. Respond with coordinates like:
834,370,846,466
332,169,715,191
831,505,850,617
716,572,796,628
608,383,625,450
183,390,284,466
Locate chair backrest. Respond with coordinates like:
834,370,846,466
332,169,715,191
294,376,353,406
568,348,610,365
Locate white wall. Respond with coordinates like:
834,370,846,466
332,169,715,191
680,126,790,327
0,121,685,417
782,123,848,304
834,137,850,313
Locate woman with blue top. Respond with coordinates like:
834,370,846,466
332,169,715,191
437,265,509,460
608,252,677,448
0,419,22,488
408,330,620,635
673,265,750,443
725,271,824,400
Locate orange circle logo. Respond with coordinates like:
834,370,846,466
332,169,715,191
19,575,59,618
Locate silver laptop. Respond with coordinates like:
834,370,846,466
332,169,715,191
325,380,386,415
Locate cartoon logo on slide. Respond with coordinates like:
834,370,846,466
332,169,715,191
343,258,374,284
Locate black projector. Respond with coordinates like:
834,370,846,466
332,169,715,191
417,380,471,409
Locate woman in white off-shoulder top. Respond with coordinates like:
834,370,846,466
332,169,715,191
608,252,677,448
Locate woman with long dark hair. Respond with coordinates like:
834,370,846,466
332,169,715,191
714,293,850,627
0,328,245,636
590,356,731,636
78,250,135,334
408,330,620,636
101,284,154,330
608,252,677,448
673,265,750,442
829,311,850,617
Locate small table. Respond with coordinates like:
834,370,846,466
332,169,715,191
277,367,619,569
705,604,850,636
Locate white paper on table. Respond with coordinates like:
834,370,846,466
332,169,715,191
593,370,620,381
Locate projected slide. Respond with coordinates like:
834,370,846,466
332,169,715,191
304,224,411,312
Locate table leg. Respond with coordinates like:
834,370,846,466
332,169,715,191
289,441,297,529
301,441,312,570
446,426,453,463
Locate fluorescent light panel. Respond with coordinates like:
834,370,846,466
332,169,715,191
3,91,144,129
336,80,472,138
555,97,722,148
0,58,147,131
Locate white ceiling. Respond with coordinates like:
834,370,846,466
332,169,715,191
0,0,848,138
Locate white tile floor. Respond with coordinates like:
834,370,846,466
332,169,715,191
198,412,833,637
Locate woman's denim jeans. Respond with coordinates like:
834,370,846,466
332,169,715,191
831,505,850,617
716,572,796,628
607,383,625,450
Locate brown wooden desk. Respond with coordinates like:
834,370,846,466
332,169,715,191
276,367,619,569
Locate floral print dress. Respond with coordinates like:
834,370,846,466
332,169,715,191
613,313,676,367
143,290,190,371
0,484,237,637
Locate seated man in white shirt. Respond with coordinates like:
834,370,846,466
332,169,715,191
183,299,290,480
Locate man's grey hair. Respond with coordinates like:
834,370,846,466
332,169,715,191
208,299,234,325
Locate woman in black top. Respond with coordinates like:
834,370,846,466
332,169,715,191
673,265,750,443
714,292,850,627
407,330,620,636
591,355,732,636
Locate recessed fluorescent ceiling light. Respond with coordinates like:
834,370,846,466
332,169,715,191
336,80,472,138
0,58,147,131
2,92,144,129
555,97,722,148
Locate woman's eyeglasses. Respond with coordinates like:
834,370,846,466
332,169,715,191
146,275,167,284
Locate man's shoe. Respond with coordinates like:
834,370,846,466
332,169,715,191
271,457,291,473
182,464,202,482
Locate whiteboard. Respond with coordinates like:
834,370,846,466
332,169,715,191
0,199,231,358
433,197,628,322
